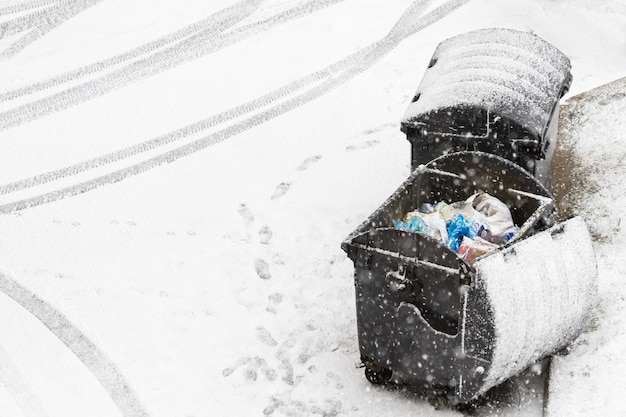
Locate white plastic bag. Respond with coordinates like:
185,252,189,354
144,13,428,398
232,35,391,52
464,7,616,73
468,191,518,243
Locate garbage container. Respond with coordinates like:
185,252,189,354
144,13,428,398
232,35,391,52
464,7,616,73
400,28,573,188
341,151,597,403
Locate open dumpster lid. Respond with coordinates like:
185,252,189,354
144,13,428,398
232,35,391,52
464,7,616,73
401,28,572,142
459,216,598,401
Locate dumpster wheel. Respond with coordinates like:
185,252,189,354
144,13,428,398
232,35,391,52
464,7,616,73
363,362,392,385
426,385,475,412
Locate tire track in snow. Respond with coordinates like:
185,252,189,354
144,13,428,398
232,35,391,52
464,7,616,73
0,270,150,417
0,0,81,38
0,40,377,195
0,3,389,195
0,0,348,130
0,0,267,103
0,0,61,16
0,0,471,213
0,0,105,59
0,0,456,195
0,343,49,417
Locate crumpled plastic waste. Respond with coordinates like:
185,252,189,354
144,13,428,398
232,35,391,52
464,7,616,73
458,236,499,264
393,211,449,245
393,190,518,264
434,201,475,221
393,215,426,233
469,191,518,244
447,213,478,252
422,212,449,245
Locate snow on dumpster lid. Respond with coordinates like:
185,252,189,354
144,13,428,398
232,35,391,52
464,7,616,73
401,28,572,140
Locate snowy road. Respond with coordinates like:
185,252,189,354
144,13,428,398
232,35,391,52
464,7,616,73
0,0,624,416
0,0,468,214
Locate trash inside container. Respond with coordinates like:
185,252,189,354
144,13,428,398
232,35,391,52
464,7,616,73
400,28,573,188
341,151,597,403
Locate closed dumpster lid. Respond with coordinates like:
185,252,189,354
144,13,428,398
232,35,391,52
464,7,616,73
401,28,572,141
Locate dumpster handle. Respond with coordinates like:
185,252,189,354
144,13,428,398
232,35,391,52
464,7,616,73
386,268,414,294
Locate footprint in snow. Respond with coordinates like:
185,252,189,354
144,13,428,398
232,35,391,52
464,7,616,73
243,358,275,382
256,326,278,347
271,182,291,200
222,356,277,382
259,225,273,245
266,293,284,313
346,139,380,151
222,357,250,377
361,123,395,136
251,357,278,381
263,397,284,416
255,259,271,280
297,154,322,171
278,358,295,386
263,394,342,416
238,203,255,222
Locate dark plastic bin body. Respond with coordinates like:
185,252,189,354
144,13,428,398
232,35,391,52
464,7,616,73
341,152,596,403
400,28,572,188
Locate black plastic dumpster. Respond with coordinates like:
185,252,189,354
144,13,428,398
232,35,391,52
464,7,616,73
341,151,597,403
400,28,572,188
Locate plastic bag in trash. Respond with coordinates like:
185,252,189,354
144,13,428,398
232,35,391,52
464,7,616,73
422,212,449,245
469,191,519,243
394,211,449,244
458,236,499,263
393,192,517,264
446,214,482,252
434,201,475,221
393,214,427,232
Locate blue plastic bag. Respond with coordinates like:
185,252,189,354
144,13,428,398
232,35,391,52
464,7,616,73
446,214,478,252
393,215,427,232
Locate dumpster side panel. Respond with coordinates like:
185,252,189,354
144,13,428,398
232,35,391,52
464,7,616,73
473,216,597,396
353,249,402,370
348,230,467,386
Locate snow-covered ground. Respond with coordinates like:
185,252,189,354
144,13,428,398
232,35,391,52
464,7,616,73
0,0,624,416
